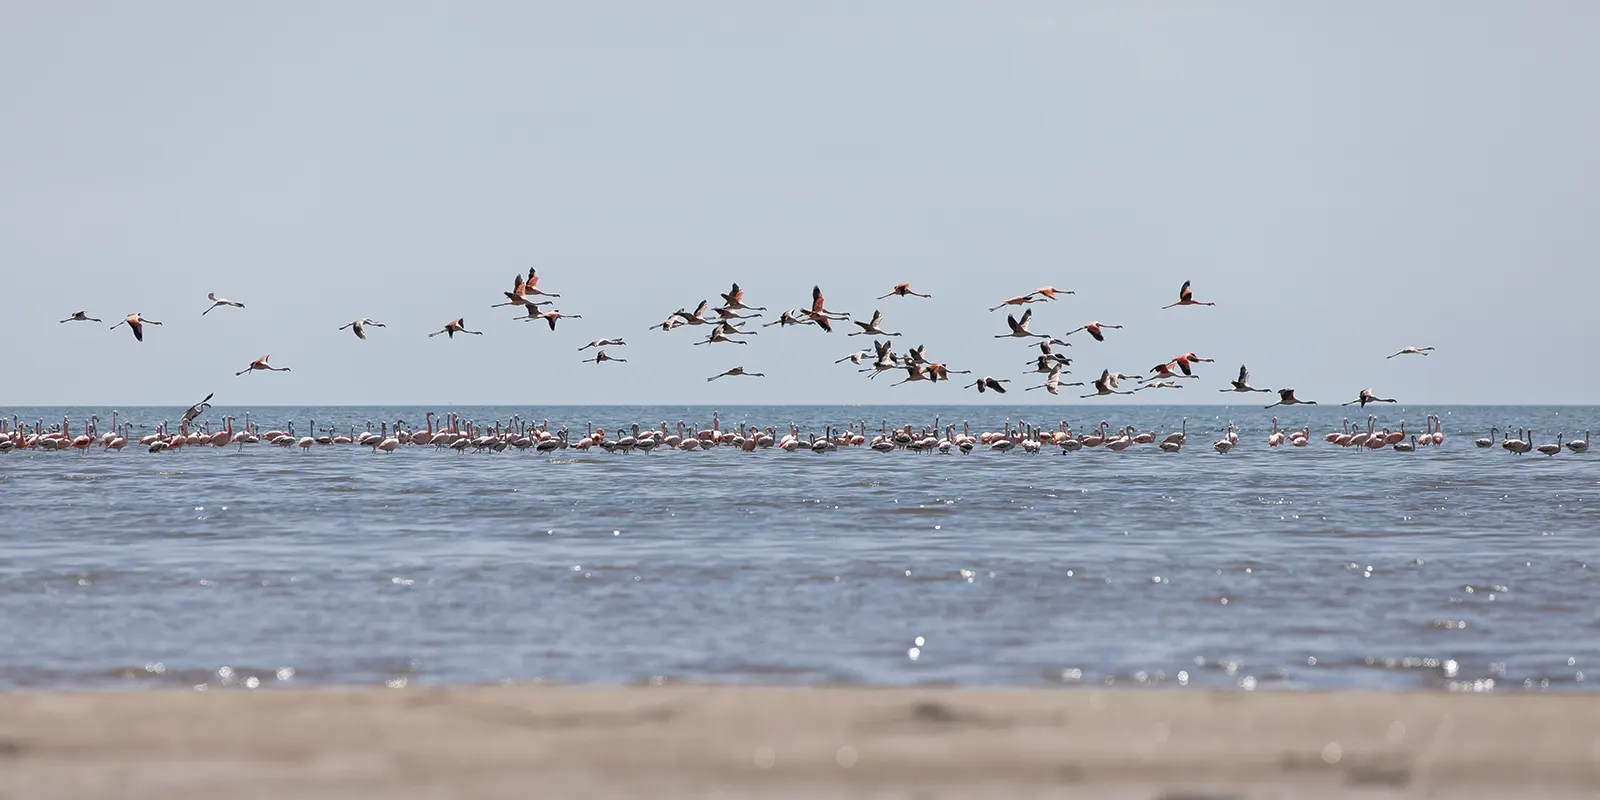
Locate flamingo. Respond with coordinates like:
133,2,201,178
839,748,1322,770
1475,427,1498,448
1138,381,1185,391
525,310,582,330
1024,367,1084,395
235,354,290,376
1222,364,1271,394
806,286,850,331
965,376,1010,394
181,393,214,425
988,294,1045,312
1567,431,1589,453
60,311,102,323
1342,388,1398,407
1538,434,1564,456
761,310,815,328
1387,346,1435,359
583,349,626,364
109,312,162,342
490,272,532,307
1268,417,1284,447
693,327,747,346
522,268,560,298
1265,388,1316,409
1062,322,1121,342
430,318,483,338
1162,280,1215,309
338,318,386,339
1430,415,1443,446
203,293,245,315
878,283,932,299
995,308,1049,340
849,310,900,337
1393,436,1417,452
578,338,626,351
1030,286,1073,301
719,283,765,311
1081,370,1137,398
708,366,764,381
1148,361,1198,380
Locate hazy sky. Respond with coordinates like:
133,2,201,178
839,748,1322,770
3,2,1595,406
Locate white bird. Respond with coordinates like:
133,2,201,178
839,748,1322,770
578,338,626,351
60,310,102,323
338,318,386,340
1386,346,1435,359
1474,427,1497,448
203,293,245,316
1567,431,1589,453
1024,367,1084,396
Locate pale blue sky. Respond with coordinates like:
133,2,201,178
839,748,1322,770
2,2,1595,406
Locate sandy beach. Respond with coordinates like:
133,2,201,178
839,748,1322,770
0,685,1596,798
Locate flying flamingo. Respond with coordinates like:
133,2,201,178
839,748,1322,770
235,354,291,376
338,318,386,339
430,318,483,338
965,376,1010,394
1387,346,1435,359
1342,388,1398,407
1062,322,1122,342
988,294,1045,312
60,311,102,323
719,283,765,311
583,350,626,364
1025,367,1084,395
490,272,531,307
109,312,162,342
1148,361,1198,381
693,327,747,346
1162,280,1215,309
1221,365,1271,393
578,338,626,351
525,310,582,330
1265,388,1316,409
1170,353,1215,375
1139,381,1185,391
995,308,1049,340
878,283,931,299
806,286,850,331
203,293,245,316
182,393,214,425
1081,370,1137,398
523,268,560,298
1030,286,1074,301
849,310,901,337
707,366,764,381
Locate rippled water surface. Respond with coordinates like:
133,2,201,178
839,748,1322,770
3,404,1598,693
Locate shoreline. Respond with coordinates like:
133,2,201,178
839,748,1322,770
2,685,1597,798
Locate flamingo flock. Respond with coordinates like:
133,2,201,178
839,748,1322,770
0,407,1591,458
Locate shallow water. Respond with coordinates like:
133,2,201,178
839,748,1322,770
2,404,1597,693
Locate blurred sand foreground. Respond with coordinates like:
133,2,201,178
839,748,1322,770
0,686,1597,799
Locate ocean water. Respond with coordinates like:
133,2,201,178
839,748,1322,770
2,404,1597,693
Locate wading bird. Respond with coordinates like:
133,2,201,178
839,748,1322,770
1162,280,1215,309
1081,369,1138,398
988,293,1045,312
1342,388,1398,407
583,350,626,364
526,310,582,331
578,338,626,351
995,308,1049,340
110,312,162,342
806,286,850,331
719,283,765,311
1265,388,1316,408
235,354,290,376
1221,364,1271,393
965,376,1010,394
60,311,101,323
878,283,931,299
430,318,482,338
1387,346,1435,359
522,268,560,298
708,366,764,381
338,318,386,340
849,310,901,337
1025,367,1084,395
1062,322,1122,342
203,293,245,316
182,393,214,425
1030,286,1074,301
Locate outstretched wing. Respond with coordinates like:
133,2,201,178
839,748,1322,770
1178,280,1193,302
811,285,824,314
1238,364,1249,383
